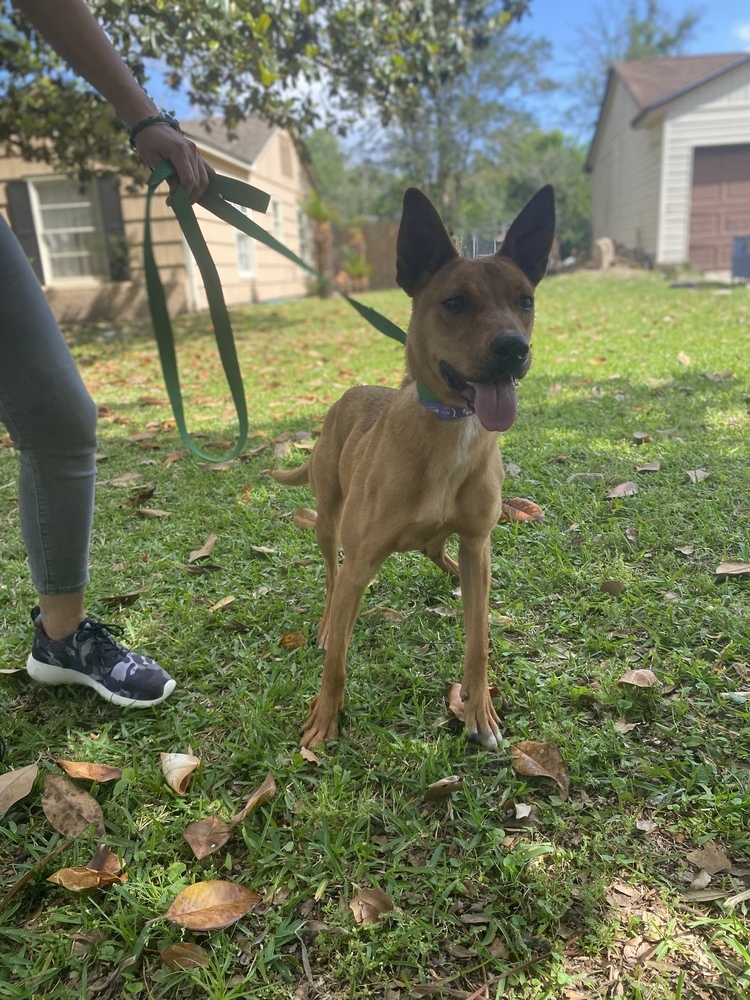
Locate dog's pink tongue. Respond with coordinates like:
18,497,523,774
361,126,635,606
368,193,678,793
469,376,517,432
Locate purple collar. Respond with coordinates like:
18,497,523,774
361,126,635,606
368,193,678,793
420,400,474,420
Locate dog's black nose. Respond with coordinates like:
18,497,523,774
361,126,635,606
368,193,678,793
491,333,529,370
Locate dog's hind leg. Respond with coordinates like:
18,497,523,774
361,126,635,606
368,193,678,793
301,549,386,748
315,505,341,649
456,534,502,751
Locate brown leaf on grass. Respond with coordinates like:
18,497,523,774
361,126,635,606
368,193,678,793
87,845,124,875
56,761,123,783
103,472,143,486
686,842,731,875
704,370,735,382
42,774,105,837
164,881,260,931
715,561,750,576
98,590,144,607
209,595,236,612
299,747,320,765
0,763,38,817
293,508,317,530
160,752,200,794
635,461,661,473
600,580,624,597
183,815,233,860
47,865,125,892
230,772,277,826
498,498,545,524
135,508,171,517
250,545,277,556
606,481,638,498
617,669,660,689
182,563,223,575
189,532,218,563
675,545,695,556
122,487,156,507
280,632,307,650
614,719,638,734
424,776,464,802
160,942,210,971
349,887,395,925
632,431,651,444
687,469,709,484
677,351,692,366
510,741,570,798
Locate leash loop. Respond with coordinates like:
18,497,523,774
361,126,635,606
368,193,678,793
144,162,407,461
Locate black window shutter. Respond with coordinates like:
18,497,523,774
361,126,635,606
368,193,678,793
96,174,130,281
5,180,44,283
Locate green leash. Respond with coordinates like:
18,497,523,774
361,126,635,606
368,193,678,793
144,162,409,460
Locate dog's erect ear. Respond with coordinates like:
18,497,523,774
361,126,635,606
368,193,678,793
498,185,556,286
396,188,459,296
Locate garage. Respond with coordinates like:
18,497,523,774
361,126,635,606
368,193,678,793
689,143,750,271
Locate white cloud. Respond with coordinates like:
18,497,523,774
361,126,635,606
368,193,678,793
734,23,750,49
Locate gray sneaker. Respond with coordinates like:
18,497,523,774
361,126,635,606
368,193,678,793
26,607,176,708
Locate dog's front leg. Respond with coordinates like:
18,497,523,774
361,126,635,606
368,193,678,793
301,553,382,748
457,534,501,751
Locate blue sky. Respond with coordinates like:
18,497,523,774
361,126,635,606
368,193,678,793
519,0,750,133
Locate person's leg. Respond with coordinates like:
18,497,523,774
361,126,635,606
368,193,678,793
0,215,175,707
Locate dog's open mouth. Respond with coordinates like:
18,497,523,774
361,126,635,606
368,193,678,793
440,362,519,432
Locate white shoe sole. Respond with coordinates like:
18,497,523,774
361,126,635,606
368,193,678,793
26,655,176,709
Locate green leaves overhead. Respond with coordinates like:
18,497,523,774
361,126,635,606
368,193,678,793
0,0,530,179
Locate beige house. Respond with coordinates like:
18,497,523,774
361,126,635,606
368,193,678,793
586,54,750,274
0,116,315,322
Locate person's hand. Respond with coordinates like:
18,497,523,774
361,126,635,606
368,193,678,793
133,123,213,204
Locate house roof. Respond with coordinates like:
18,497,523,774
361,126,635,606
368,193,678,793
586,52,750,171
182,116,277,167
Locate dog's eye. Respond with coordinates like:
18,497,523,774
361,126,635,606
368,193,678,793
442,296,468,314
519,295,534,312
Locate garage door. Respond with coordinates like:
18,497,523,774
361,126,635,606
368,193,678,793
689,144,750,270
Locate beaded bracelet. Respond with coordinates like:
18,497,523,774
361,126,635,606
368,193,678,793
129,111,182,150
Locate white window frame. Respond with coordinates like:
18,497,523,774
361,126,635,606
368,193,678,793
234,203,256,279
270,197,284,243
26,174,109,285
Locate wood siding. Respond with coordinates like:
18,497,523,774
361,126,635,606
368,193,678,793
590,79,662,257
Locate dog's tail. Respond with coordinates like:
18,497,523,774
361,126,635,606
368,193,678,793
270,462,310,486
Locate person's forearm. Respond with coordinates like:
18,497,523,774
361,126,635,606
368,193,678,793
13,0,159,128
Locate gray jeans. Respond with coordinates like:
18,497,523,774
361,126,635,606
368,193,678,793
0,215,98,595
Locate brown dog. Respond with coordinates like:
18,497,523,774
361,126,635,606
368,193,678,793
272,185,555,749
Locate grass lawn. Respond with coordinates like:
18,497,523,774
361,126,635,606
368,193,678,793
1,267,749,1000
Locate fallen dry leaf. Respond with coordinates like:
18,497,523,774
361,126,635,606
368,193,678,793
632,431,651,444
189,532,218,563
614,719,638,734
690,870,712,890
209,595,236,613
606,481,638,499
675,545,695,556
677,351,691,366
510,741,570,798
685,842,731,875
164,881,260,931
715,561,750,576
160,942,210,971
424,775,464,802
617,669,660,689
499,498,545,524
686,469,709,484
42,774,105,838
56,761,123,783
230,772,277,826
135,508,171,517
0,763,38,817
161,752,200,794
349,887,395,925
47,865,125,892
183,815,233,861
300,747,320,765
600,580,624,597
635,461,661,473
87,844,124,875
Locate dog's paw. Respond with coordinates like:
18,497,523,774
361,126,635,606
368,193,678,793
461,689,502,752
299,695,341,748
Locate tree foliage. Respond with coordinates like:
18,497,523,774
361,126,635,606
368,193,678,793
566,0,701,135
0,0,529,179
